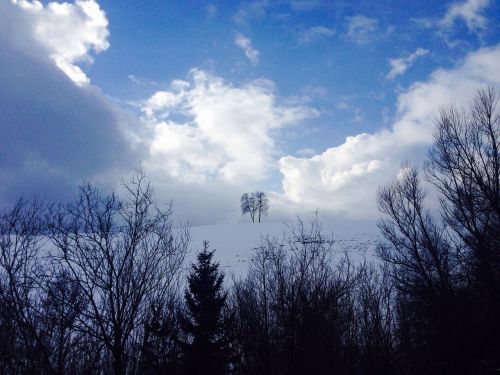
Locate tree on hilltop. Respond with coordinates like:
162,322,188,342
241,191,268,223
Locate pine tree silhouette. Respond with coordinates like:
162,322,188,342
181,241,231,375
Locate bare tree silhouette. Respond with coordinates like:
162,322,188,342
48,171,189,374
241,192,268,223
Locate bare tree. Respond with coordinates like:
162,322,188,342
254,192,269,223
354,264,396,373
376,88,500,371
424,87,500,368
377,166,454,298
425,87,500,301
38,269,90,375
241,192,269,223
232,218,363,374
0,199,100,375
0,198,57,374
241,193,257,223
48,171,189,375
377,165,460,371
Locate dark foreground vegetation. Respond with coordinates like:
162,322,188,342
1,88,499,374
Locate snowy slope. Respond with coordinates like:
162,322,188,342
188,221,381,279
31,221,381,280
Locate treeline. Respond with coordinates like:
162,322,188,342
0,88,499,374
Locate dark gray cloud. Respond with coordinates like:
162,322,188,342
0,1,136,205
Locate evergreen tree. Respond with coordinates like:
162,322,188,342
181,241,231,375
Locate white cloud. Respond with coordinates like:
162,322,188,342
440,0,490,32
11,0,109,85
413,0,491,42
387,48,429,80
0,0,134,206
298,26,335,44
235,32,260,66
346,15,378,44
277,44,500,219
141,69,318,185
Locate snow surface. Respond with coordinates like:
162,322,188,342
188,221,381,279
21,220,381,282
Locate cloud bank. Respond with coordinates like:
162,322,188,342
278,44,500,219
0,0,134,204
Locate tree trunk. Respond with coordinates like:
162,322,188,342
112,347,125,375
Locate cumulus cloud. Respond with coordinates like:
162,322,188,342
0,0,134,205
298,26,335,44
141,70,318,185
346,15,378,44
387,48,429,80
277,44,500,219
11,0,109,85
440,0,490,32
235,32,260,66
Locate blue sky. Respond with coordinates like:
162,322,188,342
1,0,500,224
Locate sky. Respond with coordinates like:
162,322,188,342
1,0,500,225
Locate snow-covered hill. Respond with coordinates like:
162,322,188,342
188,221,381,278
